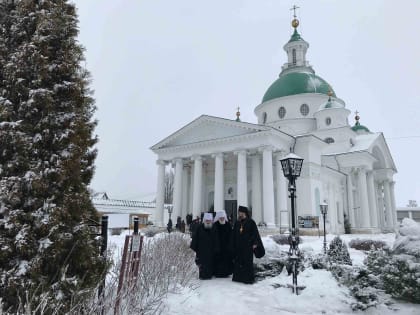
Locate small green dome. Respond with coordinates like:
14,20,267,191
319,99,343,110
289,29,303,42
351,122,370,132
262,71,336,103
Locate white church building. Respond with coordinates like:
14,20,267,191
151,16,397,234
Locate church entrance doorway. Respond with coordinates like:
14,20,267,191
225,200,237,225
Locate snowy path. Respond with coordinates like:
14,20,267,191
162,268,420,315
162,268,353,314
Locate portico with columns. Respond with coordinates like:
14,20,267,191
150,13,398,234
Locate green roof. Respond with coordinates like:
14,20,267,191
262,71,336,103
351,122,370,132
289,29,303,42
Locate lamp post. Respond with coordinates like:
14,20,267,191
167,205,173,233
320,202,328,254
280,153,304,295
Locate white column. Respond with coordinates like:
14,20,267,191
262,147,275,227
189,165,194,217
390,181,397,227
357,168,371,228
383,180,394,230
366,170,378,228
236,150,248,208
275,152,288,228
251,153,262,224
192,155,203,218
181,164,189,220
213,153,224,211
172,158,183,220
376,182,385,230
155,160,166,227
347,171,356,228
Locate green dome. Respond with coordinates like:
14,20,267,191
351,122,370,133
262,71,336,103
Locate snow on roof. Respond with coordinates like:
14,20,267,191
348,133,380,152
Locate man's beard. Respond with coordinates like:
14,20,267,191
204,222,212,229
218,220,226,225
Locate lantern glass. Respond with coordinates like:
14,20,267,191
320,203,328,215
280,153,304,179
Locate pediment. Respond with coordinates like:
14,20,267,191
151,115,268,150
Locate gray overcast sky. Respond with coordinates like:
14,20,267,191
73,0,420,206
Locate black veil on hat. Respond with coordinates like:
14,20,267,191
238,206,249,217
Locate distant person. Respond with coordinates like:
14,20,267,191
231,206,264,284
190,215,200,237
190,213,219,280
181,220,186,233
176,216,181,231
212,210,233,277
167,218,173,233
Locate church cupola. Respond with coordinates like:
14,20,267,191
281,7,312,74
351,111,371,134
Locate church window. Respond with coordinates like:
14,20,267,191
300,103,309,116
325,117,332,125
262,112,267,124
278,106,286,118
324,137,335,144
292,49,297,65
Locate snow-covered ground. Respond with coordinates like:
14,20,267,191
109,231,420,315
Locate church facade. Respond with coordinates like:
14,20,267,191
151,17,397,234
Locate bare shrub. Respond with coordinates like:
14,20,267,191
114,232,198,314
142,227,161,238
1,233,197,315
348,239,387,251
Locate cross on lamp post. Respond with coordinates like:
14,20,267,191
280,153,304,295
320,202,328,254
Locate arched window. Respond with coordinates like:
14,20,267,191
278,106,286,119
262,112,267,124
300,103,309,116
325,117,332,126
292,49,297,65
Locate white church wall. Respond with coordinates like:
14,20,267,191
255,93,329,127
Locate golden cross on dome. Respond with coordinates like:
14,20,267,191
290,4,300,18
237,106,240,112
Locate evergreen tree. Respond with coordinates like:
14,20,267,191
0,1,107,312
327,236,352,265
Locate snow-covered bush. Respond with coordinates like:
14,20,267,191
327,236,352,265
329,264,382,310
309,253,328,269
271,234,302,245
380,218,420,303
348,238,387,251
142,226,161,237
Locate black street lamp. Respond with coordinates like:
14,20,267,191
280,153,304,295
320,202,328,254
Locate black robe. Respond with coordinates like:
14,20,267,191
231,217,260,284
190,224,219,279
212,221,233,277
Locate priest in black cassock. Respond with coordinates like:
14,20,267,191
231,206,262,284
190,212,219,279
212,210,233,277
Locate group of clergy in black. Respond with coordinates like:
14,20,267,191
190,206,265,284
